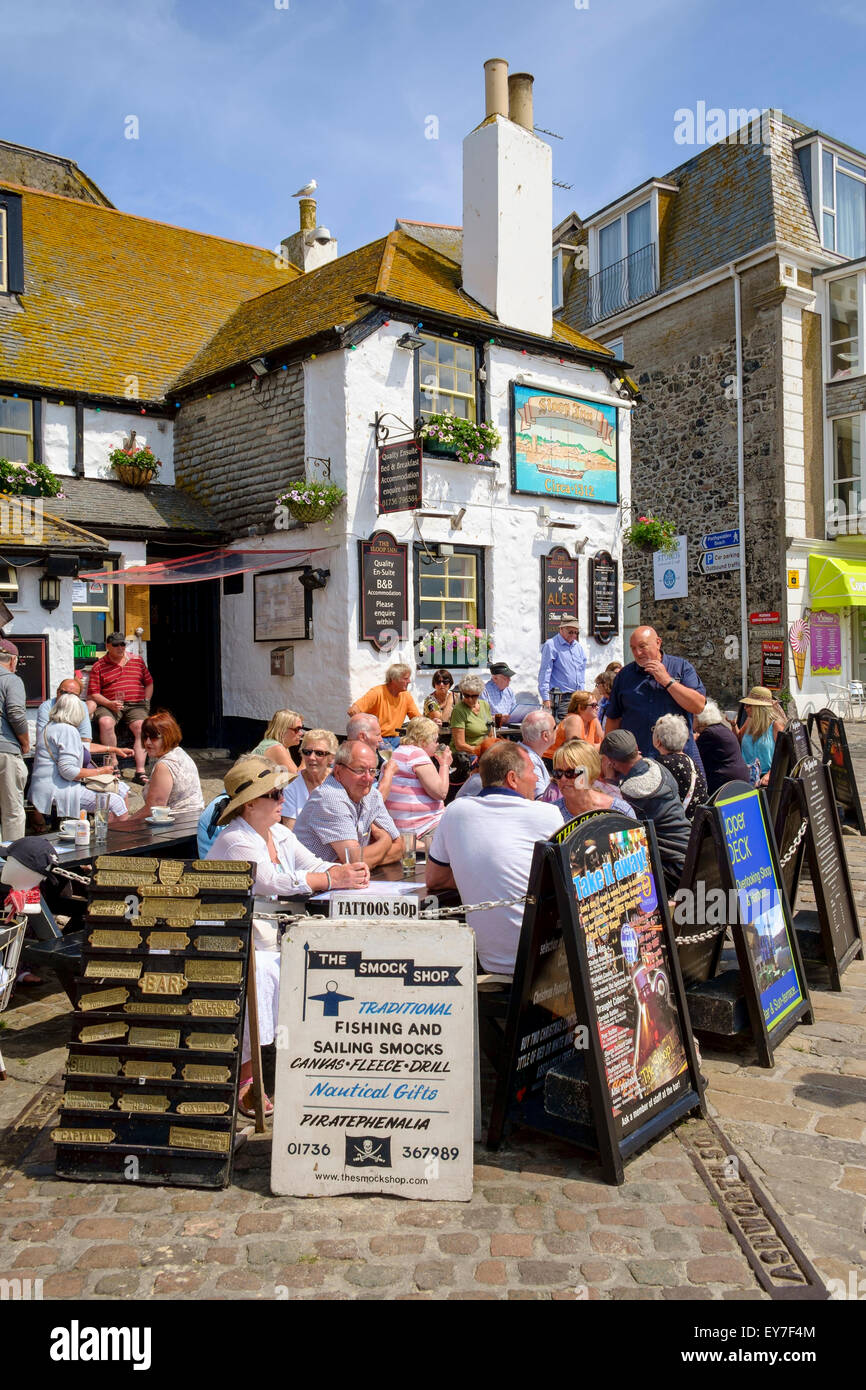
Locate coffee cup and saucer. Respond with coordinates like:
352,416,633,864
146,806,175,827
59,819,79,841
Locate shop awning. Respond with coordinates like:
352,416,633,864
79,547,334,585
808,553,866,607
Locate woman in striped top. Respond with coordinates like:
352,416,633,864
378,717,452,836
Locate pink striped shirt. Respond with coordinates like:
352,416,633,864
384,745,445,833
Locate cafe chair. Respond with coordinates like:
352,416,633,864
828,681,866,721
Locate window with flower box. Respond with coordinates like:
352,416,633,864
413,545,487,667
0,397,34,464
417,335,478,423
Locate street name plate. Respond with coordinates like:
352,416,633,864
169,1126,231,1154
271,921,475,1201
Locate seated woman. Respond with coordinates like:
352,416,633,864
449,675,493,757
551,695,603,754
651,713,707,820
377,717,452,836
29,693,129,820
110,710,204,825
251,709,304,774
423,669,455,727
281,728,338,830
550,739,636,822
693,699,751,797
737,686,786,785
207,755,369,1116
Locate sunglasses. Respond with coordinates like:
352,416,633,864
587,701,599,708
433,678,452,687
303,748,331,758
552,768,588,782
260,788,284,802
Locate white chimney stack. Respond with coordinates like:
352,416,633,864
462,59,553,337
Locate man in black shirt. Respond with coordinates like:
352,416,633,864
600,729,692,894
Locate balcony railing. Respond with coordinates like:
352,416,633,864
587,243,658,324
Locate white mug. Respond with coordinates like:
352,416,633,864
60,818,79,838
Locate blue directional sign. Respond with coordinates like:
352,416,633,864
702,529,740,550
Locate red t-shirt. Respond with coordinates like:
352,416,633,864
88,653,152,703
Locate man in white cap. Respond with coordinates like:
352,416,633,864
538,617,587,722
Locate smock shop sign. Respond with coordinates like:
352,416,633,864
271,923,476,1201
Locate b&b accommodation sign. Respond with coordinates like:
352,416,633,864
378,441,422,515
358,531,408,650
271,922,475,1201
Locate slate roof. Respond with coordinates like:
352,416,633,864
560,111,827,333
0,497,108,551
171,225,614,392
49,478,222,537
0,184,295,401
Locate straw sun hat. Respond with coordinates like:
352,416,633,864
217,756,291,825
741,686,776,708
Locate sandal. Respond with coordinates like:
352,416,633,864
16,970,43,986
132,772,149,786
238,1081,273,1119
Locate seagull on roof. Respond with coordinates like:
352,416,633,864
292,179,317,198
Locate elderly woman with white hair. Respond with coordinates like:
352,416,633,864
693,699,751,797
652,713,707,821
449,674,493,756
29,692,129,819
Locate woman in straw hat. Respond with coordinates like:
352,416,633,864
206,755,369,1117
736,686,786,785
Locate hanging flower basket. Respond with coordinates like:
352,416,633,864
114,464,157,488
277,480,346,526
624,513,678,554
108,445,162,488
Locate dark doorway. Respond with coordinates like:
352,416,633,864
147,578,221,747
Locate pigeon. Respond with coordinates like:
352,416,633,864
292,179,317,198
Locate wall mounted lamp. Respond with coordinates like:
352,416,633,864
39,574,61,612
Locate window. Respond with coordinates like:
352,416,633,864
418,335,476,422
604,337,624,360
552,252,564,311
413,545,486,663
0,397,33,464
0,207,6,293
590,199,657,322
0,191,23,294
828,276,860,379
820,148,866,259
73,560,119,657
832,416,861,516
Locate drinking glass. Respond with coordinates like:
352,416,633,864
94,793,110,844
401,830,417,878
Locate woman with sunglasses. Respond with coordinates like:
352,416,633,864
207,754,369,1116
251,708,305,773
109,710,204,824
551,740,636,822
281,728,338,830
450,675,493,756
423,669,455,726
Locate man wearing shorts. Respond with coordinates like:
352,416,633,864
86,633,153,783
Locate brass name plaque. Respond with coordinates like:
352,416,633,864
190,873,252,891
94,872,156,888
188,998,239,1018
147,931,190,952
158,861,184,883
84,959,142,980
78,1022,128,1044
124,1000,188,1016
169,1126,231,1154
67,1054,122,1077
52,1127,115,1145
140,899,201,917
123,1059,175,1080
174,1095,230,1117
141,885,200,898
193,860,252,874
182,1064,231,1084
195,903,247,920
185,1032,238,1053
62,1091,114,1111
185,960,242,985
89,930,142,950
88,900,134,918
128,1027,181,1049
96,856,158,873
116,1093,171,1113
139,972,187,995
79,987,129,1012
194,935,243,954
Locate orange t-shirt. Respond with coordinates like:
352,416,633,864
350,684,420,736
551,713,604,753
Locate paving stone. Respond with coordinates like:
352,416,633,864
554,1208,586,1232
344,1264,402,1288
661,1286,715,1300
113,1191,165,1213
595,1207,648,1227
590,1230,644,1257
236,1212,284,1236
413,1261,455,1290
94,1272,140,1296
75,1243,140,1269
460,1208,502,1230
815,1115,865,1140
698,1230,737,1254
152,1271,205,1296
490,1233,535,1257
474,1260,507,1285
687,1256,756,1285
13,1244,59,1266
652,1229,693,1254
660,1203,723,1228
840,1167,866,1194
628,1259,680,1286
369,1234,426,1255
71,1217,133,1240
761,1179,865,1228
8,1218,63,1241
41,1272,85,1297
245,1240,299,1267
518,1260,575,1286
218,1270,267,1292
436,1233,477,1255
313,1239,359,1260
205,1246,237,1265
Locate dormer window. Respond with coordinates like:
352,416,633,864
797,139,866,260
585,184,669,324
0,191,23,295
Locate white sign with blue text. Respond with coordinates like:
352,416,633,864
653,535,688,601
271,921,475,1200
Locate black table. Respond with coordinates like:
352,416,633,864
45,812,201,867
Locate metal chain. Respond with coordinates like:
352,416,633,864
779,818,809,868
674,922,729,945
257,893,535,926
51,866,93,886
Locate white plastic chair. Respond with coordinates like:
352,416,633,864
828,682,866,721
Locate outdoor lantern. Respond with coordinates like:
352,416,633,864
39,574,61,612
299,567,330,592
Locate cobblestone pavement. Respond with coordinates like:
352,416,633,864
0,733,864,1300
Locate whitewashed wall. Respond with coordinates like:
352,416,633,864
220,320,629,731
41,405,175,485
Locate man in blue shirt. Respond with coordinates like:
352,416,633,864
483,662,516,720
538,616,587,721
605,626,706,773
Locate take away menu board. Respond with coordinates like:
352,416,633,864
271,921,476,1201
52,857,255,1190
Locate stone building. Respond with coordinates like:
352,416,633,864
556,111,866,713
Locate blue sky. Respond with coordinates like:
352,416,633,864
1,0,864,254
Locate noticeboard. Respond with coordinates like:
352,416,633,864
378,440,422,515
760,641,784,691
253,569,311,643
807,709,866,835
674,807,731,988
488,811,704,1185
589,550,618,645
767,719,812,825
540,546,578,644
12,634,50,707
358,531,409,651
270,921,476,1201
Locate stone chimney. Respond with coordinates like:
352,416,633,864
462,59,552,337
282,192,338,274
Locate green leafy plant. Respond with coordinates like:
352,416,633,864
0,457,64,498
419,413,501,466
108,444,162,477
276,480,346,525
418,625,493,666
624,513,678,553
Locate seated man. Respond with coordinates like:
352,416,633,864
519,709,556,797
346,712,386,773
347,663,420,750
85,633,153,783
35,677,134,768
294,739,401,867
600,729,692,894
426,742,562,975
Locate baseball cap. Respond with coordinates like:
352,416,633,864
0,639,18,658
106,632,127,647
600,729,640,761
0,836,58,877
489,662,515,677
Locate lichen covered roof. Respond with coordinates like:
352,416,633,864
0,494,108,550
0,184,295,401
50,478,222,536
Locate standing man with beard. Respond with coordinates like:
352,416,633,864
604,626,706,774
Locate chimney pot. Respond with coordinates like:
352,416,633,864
299,196,317,232
508,72,534,132
483,58,509,119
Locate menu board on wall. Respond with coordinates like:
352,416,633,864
809,610,842,676
760,641,784,691
589,550,618,645
358,531,408,651
12,634,50,706
253,569,311,642
540,546,578,644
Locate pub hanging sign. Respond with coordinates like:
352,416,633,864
378,440,423,515
358,531,409,651
541,546,578,644
589,550,618,645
